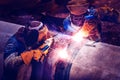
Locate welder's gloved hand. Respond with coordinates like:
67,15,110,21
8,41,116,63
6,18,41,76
32,49,43,62
21,50,33,65
33,48,49,62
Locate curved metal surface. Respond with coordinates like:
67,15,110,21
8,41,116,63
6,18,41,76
1,22,120,80
46,33,120,80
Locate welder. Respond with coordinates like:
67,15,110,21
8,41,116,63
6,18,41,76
3,21,53,80
63,0,101,41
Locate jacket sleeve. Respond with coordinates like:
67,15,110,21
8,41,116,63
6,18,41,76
4,52,23,69
4,38,24,69
80,19,101,41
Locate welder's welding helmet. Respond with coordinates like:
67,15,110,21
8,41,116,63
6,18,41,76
29,20,48,42
67,0,89,15
29,21,44,30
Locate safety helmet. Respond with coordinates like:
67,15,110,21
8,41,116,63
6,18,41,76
29,21,44,30
28,20,48,42
67,0,89,15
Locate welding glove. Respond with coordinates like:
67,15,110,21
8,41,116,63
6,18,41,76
32,49,43,62
21,50,33,65
20,44,50,64
21,49,45,64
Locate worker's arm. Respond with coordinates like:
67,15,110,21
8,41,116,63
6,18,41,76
80,19,101,41
4,38,24,69
4,36,34,69
4,52,23,69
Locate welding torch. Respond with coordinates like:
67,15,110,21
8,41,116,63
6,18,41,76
37,35,57,62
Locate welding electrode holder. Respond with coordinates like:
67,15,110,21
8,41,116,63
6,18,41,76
38,37,54,62
40,45,49,52
38,45,49,62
